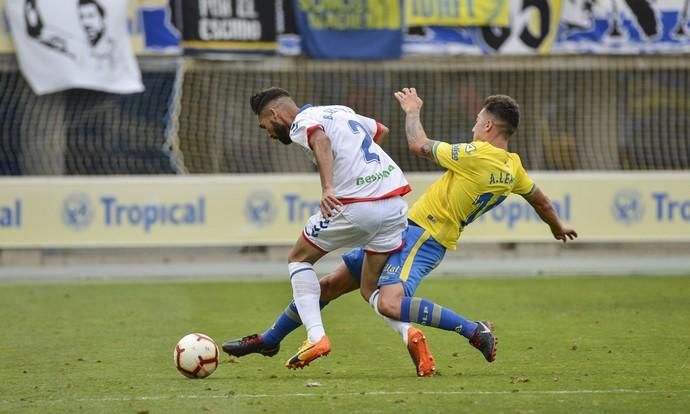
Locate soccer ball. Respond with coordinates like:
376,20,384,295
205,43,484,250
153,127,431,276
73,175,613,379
173,333,219,379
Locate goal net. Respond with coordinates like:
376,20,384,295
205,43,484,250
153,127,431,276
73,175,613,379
1,55,688,175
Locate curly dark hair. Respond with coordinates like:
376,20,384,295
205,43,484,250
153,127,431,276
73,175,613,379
249,87,291,115
483,95,520,137
78,0,105,17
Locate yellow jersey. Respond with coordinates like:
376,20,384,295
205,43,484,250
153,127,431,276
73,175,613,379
408,141,536,250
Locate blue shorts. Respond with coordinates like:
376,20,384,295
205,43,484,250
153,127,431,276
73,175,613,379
342,223,446,297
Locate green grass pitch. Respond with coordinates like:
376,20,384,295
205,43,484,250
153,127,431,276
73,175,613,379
1,276,689,413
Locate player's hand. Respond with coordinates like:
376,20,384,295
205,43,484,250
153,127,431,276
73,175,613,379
321,188,343,218
552,226,578,243
394,88,423,114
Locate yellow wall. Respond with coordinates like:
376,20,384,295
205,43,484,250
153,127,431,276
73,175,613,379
1,173,689,248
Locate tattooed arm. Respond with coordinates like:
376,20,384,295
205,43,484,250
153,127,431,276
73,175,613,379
393,87,440,162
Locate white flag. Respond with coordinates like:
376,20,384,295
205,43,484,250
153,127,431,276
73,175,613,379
5,0,144,95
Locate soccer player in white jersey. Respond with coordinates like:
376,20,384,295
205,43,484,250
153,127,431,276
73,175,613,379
247,87,416,369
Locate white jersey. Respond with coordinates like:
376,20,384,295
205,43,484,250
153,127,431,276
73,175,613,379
290,105,410,203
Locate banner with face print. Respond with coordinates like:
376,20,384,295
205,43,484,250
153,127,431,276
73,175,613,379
5,0,144,95
1,0,180,55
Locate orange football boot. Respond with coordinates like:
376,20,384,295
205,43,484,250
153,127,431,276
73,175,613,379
285,335,332,369
407,327,436,377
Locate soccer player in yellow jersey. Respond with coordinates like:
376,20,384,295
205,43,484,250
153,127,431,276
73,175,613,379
223,90,577,377
361,88,578,365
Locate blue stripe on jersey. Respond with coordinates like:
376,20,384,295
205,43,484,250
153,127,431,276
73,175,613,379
297,104,313,114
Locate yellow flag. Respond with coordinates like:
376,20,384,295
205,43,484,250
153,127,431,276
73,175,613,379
405,0,510,27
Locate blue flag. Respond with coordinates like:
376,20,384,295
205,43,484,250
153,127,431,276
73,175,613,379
294,0,402,59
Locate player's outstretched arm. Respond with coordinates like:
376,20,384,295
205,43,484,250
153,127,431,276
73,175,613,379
523,188,578,243
394,88,439,162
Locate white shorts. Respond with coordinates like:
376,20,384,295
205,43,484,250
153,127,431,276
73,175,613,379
302,196,408,253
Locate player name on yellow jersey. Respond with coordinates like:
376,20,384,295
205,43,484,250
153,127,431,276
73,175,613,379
489,171,515,185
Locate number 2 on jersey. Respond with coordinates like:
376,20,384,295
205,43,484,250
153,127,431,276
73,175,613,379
348,120,380,164
465,192,507,224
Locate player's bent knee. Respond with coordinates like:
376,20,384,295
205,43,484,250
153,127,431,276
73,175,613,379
376,295,402,320
319,276,348,302
359,285,375,302
318,277,331,299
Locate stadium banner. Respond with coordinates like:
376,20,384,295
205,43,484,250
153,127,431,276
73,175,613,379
405,0,510,27
554,0,690,54
5,0,144,95
404,0,690,55
171,0,277,55
404,0,563,55
294,0,403,59
0,0,179,55
132,0,180,54
1,173,689,248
